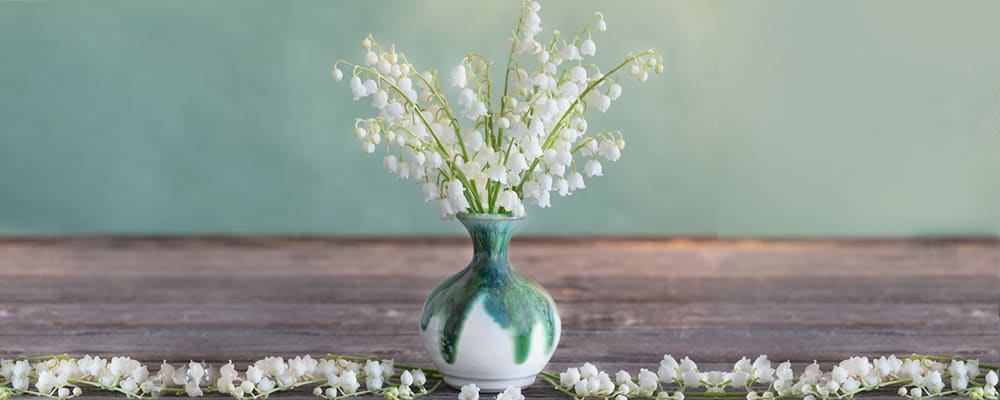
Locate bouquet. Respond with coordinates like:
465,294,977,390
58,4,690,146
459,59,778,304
331,1,662,218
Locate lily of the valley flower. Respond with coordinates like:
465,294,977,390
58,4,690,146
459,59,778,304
330,1,662,219
0,354,994,400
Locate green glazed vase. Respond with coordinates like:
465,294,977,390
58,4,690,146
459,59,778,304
419,213,561,391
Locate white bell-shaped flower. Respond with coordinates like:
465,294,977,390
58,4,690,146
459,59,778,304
562,44,581,61
506,152,529,173
371,91,388,109
599,140,621,161
349,76,366,100
486,164,508,184
383,155,399,173
556,178,570,196
580,39,597,56
609,83,623,100
462,130,485,151
449,65,467,88
567,171,586,190
459,383,480,400
363,79,378,96
584,159,603,177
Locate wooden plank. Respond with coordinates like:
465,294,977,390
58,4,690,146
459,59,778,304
0,303,994,333
0,328,992,362
0,238,995,280
0,275,992,304
0,237,995,400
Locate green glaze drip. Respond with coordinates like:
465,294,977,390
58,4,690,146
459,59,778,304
420,213,559,365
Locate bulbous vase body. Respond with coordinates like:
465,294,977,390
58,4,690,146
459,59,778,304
419,213,561,392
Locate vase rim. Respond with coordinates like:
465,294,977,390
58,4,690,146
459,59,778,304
456,212,525,222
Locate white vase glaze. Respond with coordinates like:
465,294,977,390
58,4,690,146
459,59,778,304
419,214,561,392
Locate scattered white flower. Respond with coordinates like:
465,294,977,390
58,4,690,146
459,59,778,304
411,369,427,387
14,354,991,400
497,386,524,400
459,383,480,400
340,370,361,394
638,368,658,395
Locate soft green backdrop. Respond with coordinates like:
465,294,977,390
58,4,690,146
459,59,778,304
1,1,999,236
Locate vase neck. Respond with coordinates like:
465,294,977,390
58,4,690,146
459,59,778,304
459,215,520,270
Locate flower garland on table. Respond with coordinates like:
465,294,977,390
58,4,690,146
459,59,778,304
0,355,996,400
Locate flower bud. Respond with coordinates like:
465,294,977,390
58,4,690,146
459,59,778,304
507,97,518,109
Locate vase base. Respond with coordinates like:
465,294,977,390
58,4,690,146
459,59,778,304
442,374,537,392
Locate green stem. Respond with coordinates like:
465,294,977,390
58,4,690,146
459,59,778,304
254,378,326,399
401,55,468,162
339,61,483,212
912,354,1000,370
413,380,444,399
516,50,655,192
496,0,527,150
540,374,580,399
68,378,145,399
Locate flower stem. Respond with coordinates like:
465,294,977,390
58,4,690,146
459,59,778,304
339,61,484,212
516,50,655,192
496,0,527,148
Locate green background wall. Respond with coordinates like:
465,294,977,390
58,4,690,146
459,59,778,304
1,1,999,236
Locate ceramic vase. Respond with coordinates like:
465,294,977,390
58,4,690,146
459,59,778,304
419,213,561,391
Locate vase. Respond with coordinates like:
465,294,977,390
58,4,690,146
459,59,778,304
419,213,561,392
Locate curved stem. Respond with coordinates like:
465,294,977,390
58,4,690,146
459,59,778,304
516,50,655,191
338,61,483,212
401,54,468,162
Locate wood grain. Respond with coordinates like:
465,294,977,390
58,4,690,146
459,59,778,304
0,237,996,399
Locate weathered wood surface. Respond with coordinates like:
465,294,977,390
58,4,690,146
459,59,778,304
0,237,997,399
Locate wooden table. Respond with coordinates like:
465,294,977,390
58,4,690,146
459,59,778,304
0,237,997,399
